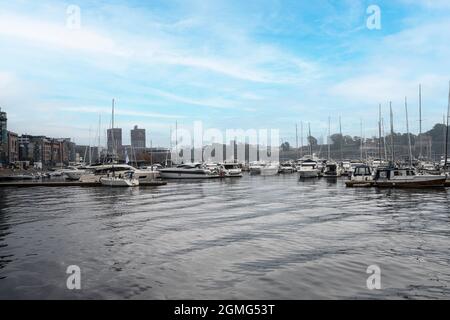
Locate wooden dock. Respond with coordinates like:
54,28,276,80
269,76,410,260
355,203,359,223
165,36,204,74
0,180,167,188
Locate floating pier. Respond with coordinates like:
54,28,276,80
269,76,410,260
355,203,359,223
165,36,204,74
0,180,167,188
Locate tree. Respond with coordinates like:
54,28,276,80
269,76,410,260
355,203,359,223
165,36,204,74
280,142,291,152
307,136,318,146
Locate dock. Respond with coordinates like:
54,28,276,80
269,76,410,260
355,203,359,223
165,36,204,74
0,180,167,188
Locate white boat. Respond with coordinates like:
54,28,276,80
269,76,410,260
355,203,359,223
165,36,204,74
159,163,217,179
323,162,343,177
298,159,319,178
341,160,353,176
249,162,263,175
279,162,296,173
100,172,139,187
222,163,243,177
65,168,88,180
260,163,279,176
345,165,374,187
79,164,160,183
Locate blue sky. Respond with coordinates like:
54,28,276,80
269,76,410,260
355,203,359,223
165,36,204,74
0,0,450,147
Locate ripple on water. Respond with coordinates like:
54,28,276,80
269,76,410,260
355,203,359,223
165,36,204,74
0,175,449,299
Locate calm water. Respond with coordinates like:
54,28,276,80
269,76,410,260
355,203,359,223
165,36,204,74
0,174,449,300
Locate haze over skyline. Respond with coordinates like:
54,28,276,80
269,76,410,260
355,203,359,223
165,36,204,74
1,0,450,147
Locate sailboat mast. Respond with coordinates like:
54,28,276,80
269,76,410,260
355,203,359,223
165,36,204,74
98,114,101,161
328,117,331,161
419,84,422,159
444,81,450,169
378,104,382,161
360,119,363,160
295,123,299,159
300,122,304,158
308,122,312,156
405,97,413,168
175,121,178,164
390,102,395,164
339,116,343,160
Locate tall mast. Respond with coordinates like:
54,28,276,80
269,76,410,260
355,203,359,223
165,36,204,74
175,121,178,164
378,104,382,160
98,114,101,161
295,123,299,159
382,117,387,160
308,122,312,156
360,119,363,161
328,117,331,161
405,97,413,168
445,81,450,169
339,116,343,160
89,126,92,165
300,122,304,158
418,84,422,159
390,102,395,164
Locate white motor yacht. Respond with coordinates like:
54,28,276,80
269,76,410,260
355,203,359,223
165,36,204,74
298,159,319,178
79,164,160,183
222,163,243,177
100,171,139,187
323,162,342,178
260,163,280,176
159,163,217,179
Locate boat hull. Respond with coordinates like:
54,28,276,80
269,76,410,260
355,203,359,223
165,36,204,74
298,170,319,178
375,177,446,188
159,170,217,179
100,177,139,187
260,167,279,176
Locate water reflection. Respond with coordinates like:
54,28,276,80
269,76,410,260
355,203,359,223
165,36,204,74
0,174,449,299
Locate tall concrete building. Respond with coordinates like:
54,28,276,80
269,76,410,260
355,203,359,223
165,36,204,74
107,128,122,154
7,131,19,164
0,108,7,166
131,125,146,150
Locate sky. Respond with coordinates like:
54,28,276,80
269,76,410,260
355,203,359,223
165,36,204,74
0,0,450,147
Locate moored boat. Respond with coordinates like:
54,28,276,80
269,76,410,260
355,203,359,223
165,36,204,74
159,163,217,179
345,165,374,187
374,167,445,188
100,171,139,187
298,159,319,178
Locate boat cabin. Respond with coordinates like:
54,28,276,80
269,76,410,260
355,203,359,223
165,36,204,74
353,165,372,177
375,168,416,180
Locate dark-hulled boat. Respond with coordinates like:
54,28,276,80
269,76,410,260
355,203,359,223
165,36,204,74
374,167,445,188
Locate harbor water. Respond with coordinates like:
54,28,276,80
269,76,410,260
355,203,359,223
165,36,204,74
0,174,449,299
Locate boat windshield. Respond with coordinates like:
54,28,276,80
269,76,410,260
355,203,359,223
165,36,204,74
354,166,371,176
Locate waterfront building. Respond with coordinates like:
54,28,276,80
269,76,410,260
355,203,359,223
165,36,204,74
107,128,122,155
75,145,99,164
7,131,19,164
0,108,7,166
131,125,146,150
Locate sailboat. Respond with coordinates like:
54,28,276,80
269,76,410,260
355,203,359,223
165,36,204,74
298,123,320,178
100,99,140,188
442,82,450,187
373,102,445,188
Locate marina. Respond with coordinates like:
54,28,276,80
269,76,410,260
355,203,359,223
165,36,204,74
1,173,449,299
2,0,450,305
